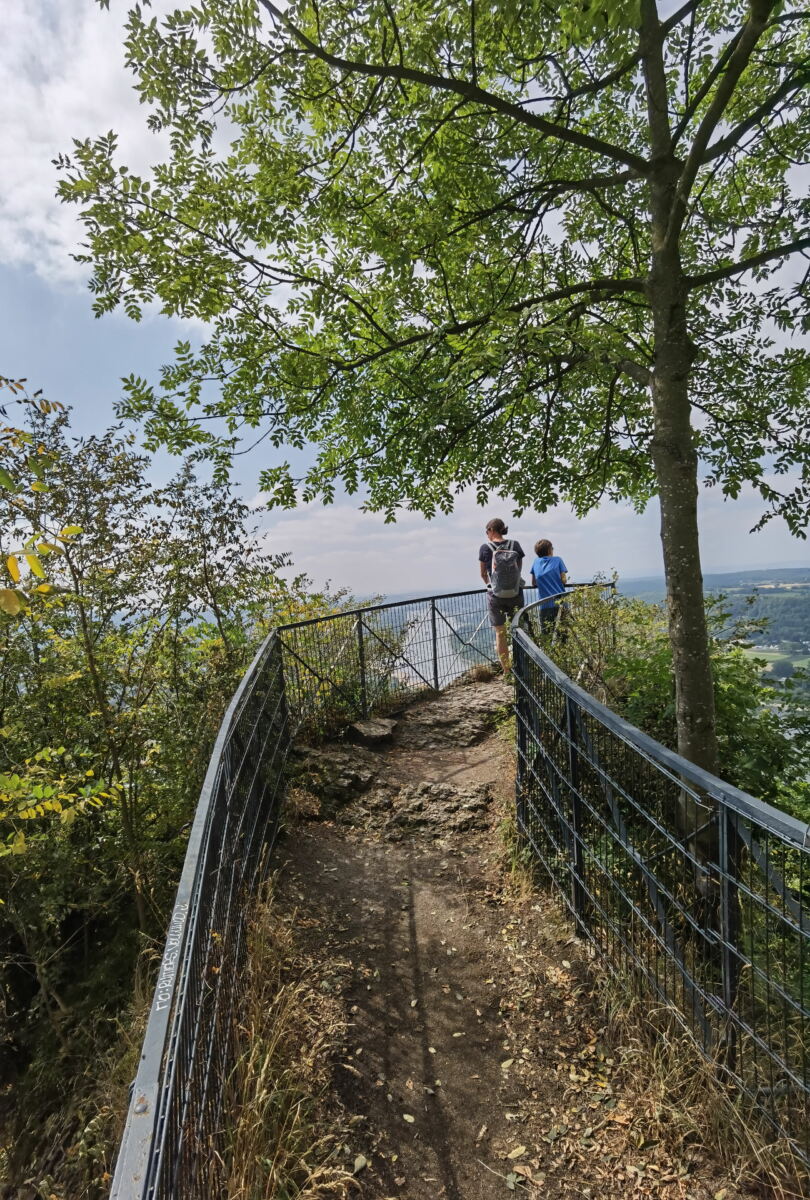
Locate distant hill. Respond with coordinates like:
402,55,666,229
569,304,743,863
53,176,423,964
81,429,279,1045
618,568,810,659
381,567,809,607
619,566,810,603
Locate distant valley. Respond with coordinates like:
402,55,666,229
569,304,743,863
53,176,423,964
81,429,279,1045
620,567,810,675
382,567,810,676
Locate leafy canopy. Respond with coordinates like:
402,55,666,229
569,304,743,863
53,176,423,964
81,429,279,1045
59,1,810,525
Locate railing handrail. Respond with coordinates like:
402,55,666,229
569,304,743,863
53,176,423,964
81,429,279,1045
277,587,491,631
276,580,611,632
514,600,810,847
111,631,282,1194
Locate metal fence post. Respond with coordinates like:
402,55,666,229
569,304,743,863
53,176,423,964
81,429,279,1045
718,803,741,1076
430,598,439,691
357,616,368,719
513,638,528,842
566,695,588,931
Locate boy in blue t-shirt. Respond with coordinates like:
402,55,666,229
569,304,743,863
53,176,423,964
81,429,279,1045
529,539,568,636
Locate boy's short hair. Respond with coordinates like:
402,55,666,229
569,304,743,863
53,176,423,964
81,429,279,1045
534,539,553,557
486,518,508,535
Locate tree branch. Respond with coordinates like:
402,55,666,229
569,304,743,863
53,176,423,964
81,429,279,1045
337,275,645,370
701,68,810,163
616,358,652,387
665,0,779,248
671,26,744,146
685,234,810,288
256,0,650,174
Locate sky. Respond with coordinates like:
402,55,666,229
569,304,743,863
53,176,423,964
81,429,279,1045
1,0,807,597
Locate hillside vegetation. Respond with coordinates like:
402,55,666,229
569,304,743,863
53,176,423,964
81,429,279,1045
621,570,810,674
547,588,810,823
0,391,339,1196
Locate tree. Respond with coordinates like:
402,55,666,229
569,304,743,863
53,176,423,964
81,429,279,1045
770,655,794,677
58,0,810,773
0,396,319,1191
0,377,76,615
1,400,292,926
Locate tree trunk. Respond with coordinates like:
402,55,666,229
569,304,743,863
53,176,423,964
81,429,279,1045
648,291,719,777
647,242,722,871
641,0,720,780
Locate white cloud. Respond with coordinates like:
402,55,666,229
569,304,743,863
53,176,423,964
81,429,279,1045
4,3,807,595
259,483,806,597
0,1,172,283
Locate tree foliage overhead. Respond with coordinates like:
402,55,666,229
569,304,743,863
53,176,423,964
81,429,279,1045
60,0,809,523
59,0,810,770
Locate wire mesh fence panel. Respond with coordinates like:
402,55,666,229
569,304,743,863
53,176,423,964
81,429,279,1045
278,590,497,737
111,635,290,1200
110,590,495,1198
513,611,810,1162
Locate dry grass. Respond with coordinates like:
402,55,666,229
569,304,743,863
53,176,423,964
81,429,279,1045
225,882,356,1200
594,974,809,1199
464,663,499,683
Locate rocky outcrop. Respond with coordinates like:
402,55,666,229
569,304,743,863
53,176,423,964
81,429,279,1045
392,680,512,750
348,717,398,745
291,743,379,814
357,780,494,839
291,679,511,825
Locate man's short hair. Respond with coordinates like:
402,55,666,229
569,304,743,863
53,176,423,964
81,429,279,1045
535,539,553,557
486,518,508,535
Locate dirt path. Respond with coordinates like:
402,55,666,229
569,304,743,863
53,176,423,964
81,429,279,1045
276,680,755,1200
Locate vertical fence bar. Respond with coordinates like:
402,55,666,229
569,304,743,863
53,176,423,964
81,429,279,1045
719,802,741,1077
356,615,368,719
430,598,439,691
513,637,527,840
566,694,588,931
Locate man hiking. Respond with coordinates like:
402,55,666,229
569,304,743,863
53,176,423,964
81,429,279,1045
478,518,525,675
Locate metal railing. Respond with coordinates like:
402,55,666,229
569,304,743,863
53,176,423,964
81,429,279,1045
111,580,809,1196
514,598,810,1162
111,588,501,1198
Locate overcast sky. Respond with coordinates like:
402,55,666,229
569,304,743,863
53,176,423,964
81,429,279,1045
1,1,806,597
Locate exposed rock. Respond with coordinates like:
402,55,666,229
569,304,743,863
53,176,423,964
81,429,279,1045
291,743,380,815
291,679,510,825
393,681,512,750
348,717,398,745
387,781,493,837
363,786,396,812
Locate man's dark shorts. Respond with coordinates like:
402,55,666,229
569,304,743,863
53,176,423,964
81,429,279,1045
487,590,524,628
